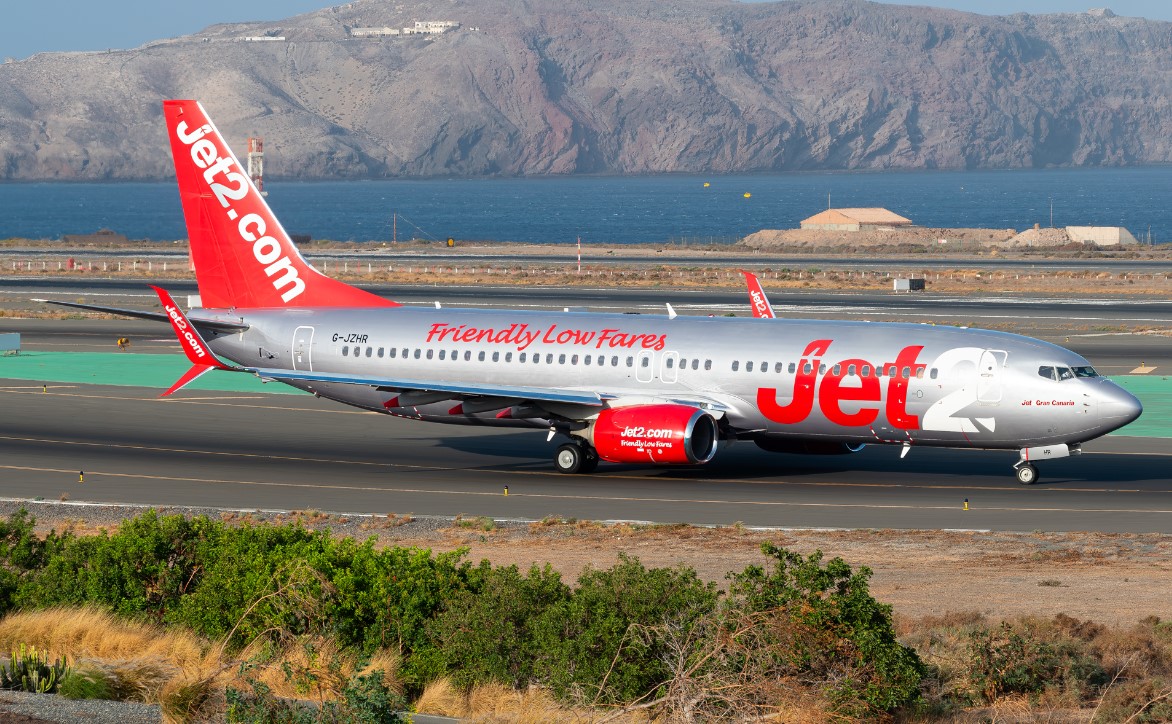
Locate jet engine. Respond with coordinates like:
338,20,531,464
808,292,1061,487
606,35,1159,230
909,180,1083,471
586,404,718,465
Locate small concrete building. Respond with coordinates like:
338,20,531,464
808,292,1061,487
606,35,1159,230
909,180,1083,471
1065,226,1138,246
800,208,913,231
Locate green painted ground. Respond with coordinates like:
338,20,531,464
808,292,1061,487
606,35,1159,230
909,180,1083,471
0,353,1167,437
1111,375,1172,438
0,352,300,395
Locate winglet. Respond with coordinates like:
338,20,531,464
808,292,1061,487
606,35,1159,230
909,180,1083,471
741,271,776,319
151,285,233,397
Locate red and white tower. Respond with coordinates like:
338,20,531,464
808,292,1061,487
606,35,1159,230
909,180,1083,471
247,137,266,197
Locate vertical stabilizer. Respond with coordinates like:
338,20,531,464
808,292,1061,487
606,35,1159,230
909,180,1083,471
163,100,397,309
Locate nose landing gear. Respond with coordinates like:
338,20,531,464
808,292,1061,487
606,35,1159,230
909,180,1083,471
1014,443,1079,485
1013,461,1039,485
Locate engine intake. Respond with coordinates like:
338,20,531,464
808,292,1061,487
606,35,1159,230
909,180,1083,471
588,404,718,465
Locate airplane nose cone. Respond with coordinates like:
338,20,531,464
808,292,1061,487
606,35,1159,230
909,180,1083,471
1098,382,1142,429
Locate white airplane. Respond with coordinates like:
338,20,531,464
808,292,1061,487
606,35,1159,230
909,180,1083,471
44,101,1142,484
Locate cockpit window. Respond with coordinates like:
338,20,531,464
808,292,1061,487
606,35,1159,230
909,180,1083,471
1038,365,1056,381
1073,366,1099,378
1057,367,1074,380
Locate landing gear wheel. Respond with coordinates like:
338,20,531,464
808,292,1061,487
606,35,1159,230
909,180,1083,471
555,443,585,474
1015,463,1039,485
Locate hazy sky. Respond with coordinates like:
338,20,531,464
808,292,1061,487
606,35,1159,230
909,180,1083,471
2,1,1170,61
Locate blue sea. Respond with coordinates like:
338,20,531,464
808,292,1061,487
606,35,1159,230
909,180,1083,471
0,167,1169,244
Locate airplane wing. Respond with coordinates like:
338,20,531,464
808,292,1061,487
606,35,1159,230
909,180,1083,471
740,271,776,319
35,298,249,333
245,366,608,407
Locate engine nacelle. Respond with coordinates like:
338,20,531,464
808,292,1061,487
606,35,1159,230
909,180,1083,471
587,404,718,465
754,439,866,455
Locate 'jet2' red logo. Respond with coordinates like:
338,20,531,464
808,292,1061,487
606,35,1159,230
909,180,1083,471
757,340,926,429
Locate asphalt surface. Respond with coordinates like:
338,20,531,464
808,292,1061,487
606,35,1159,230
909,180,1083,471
2,285,1171,533
0,380,1169,533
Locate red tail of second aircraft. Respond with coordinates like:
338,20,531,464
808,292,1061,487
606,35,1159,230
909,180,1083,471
163,100,397,310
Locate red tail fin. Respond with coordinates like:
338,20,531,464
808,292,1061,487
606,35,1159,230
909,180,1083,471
163,100,397,309
741,271,776,319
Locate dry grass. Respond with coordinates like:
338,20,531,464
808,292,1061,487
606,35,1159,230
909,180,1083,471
232,635,400,704
415,676,465,716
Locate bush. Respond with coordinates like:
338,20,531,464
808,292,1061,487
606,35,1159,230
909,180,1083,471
423,563,569,689
725,543,925,716
965,620,1107,703
530,554,719,705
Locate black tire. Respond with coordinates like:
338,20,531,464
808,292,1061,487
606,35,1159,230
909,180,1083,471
1016,464,1038,485
555,443,584,474
579,446,599,474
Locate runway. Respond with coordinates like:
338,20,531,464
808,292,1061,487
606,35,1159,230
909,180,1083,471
1,286,1170,533
0,381,1169,533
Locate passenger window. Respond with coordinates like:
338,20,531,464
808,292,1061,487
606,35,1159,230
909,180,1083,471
760,361,767,373
745,361,753,372
666,357,674,369
426,349,433,360
901,366,910,379
732,360,740,372
342,346,349,357
915,367,924,379
571,354,579,364
930,368,938,380
832,364,841,376
1038,366,1056,381
704,359,712,371
584,355,591,366
693,359,700,371
775,362,783,373
613,356,620,367
366,347,373,358
802,362,812,374
788,362,796,374
401,348,408,359
678,358,685,369
519,352,527,363
478,351,486,362
640,356,649,368
862,365,871,377
847,364,856,376
464,351,471,361
559,354,567,364
600,356,607,366
492,351,499,362
378,348,384,358
505,352,513,363
389,348,397,359
413,349,421,360
626,357,633,367
438,350,445,360
451,350,457,360
547,353,554,364
820,364,826,374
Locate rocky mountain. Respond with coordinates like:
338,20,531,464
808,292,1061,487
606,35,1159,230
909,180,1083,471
1,0,1171,180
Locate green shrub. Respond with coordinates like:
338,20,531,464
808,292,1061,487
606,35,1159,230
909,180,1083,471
531,554,719,705
423,563,569,688
966,621,1107,703
725,543,925,716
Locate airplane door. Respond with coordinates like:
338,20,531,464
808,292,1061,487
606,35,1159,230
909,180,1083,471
661,351,679,384
976,349,1006,404
636,350,655,383
293,326,314,371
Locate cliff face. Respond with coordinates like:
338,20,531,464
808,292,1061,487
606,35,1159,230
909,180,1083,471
1,0,1170,180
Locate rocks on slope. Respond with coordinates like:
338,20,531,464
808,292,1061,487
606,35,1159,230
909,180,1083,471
1,0,1170,180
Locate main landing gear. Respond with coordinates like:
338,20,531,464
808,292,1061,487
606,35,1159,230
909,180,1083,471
554,441,599,474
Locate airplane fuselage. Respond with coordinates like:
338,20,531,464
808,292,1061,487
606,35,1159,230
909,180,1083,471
197,305,1139,452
